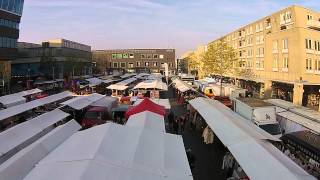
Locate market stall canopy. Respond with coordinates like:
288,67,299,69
106,84,129,91
61,93,105,110
91,97,118,112
133,98,171,110
101,79,116,84
147,73,164,80
85,78,103,87
0,88,42,108
189,97,315,180
172,79,194,93
120,73,137,79
0,109,70,162
277,111,320,134
23,123,192,180
135,73,150,79
125,98,166,119
117,77,137,86
265,99,320,123
133,79,168,91
0,120,81,180
0,91,73,121
127,111,165,133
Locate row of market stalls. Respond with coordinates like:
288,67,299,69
0,88,42,108
0,95,192,180
188,97,316,180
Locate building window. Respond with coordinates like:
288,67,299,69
249,26,253,34
316,60,320,71
161,62,165,68
128,63,134,68
238,30,242,37
113,62,118,68
307,14,313,20
239,51,242,57
123,54,129,58
116,54,123,59
153,62,158,67
283,57,289,68
153,54,158,59
120,62,126,68
159,55,164,59
147,54,152,59
266,18,271,27
136,61,141,67
145,62,149,67
141,54,146,59
306,39,312,49
282,38,288,50
273,57,278,68
314,41,320,51
272,40,278,51
112,54,117,59
129,53,134,58
306,58,312,70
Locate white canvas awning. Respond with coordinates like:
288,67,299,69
0,109,70,159
126,111,165,133
61,93,105,110
0,91,72,121
135,73,150,79
120,73,136,79
133,79,168,91
172,79,192,93
107,84,129,91
0,120,81,180
23,123,192,180
265,99,320,123
133,98,171,110
86,78,103,87
277,111,320,134
189,97,315,180
0,88,42,108
90,97,118,112
101,79,116,84
117,77,137,86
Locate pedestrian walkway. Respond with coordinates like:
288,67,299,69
167,87,227,180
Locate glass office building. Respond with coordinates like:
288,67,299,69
0,0,24,15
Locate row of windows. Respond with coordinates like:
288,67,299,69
0,37,17,48
305,39,320,51
0,0,24,15
305,58,320,71
111,53,165,59
272,57,289,69
0,18,19,29
111,62,173,68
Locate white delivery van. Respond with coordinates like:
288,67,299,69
234,98,282,138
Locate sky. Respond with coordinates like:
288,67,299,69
19,0,320,57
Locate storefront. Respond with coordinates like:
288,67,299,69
303,85,320,110
271,81,294,102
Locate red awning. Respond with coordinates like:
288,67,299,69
125,98,166,119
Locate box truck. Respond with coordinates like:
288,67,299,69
234,98,282,138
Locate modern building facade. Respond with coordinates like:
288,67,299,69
92,49,176,75
0,0,24,94
187,5,320,111
12,39,92,81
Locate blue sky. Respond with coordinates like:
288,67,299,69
20,0,320,57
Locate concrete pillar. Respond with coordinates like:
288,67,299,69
293,83,304,106
263,80,273,99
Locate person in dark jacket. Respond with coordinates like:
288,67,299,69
173,116,179,134
168,111,174,132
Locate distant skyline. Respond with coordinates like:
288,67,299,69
20,0,320,57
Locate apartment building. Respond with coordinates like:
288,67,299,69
92,49,176,75
193,5,320,110
0,0,24,95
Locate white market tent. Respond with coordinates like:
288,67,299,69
120,73,137,79
265,99,320,123
277,111,318,134
189,97,315,180
85,78,103,87
126,111,165,133
60,93,105,110
101,79,116,84
23,123,192,180
118,77,137,86
133,79,168,91
0,109,70,162
0,91,72,121
0,120,81,180
172,78,192,93
133,98,171,110
106,84,129,91
135,73,150,79
0,88,42,108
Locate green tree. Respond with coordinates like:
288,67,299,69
202,40,238,95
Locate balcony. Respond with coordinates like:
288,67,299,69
282,68,288,72
282,49,289,53
306,49,314,54
272,49,278,54
307,20,320,30
272,68,278,72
